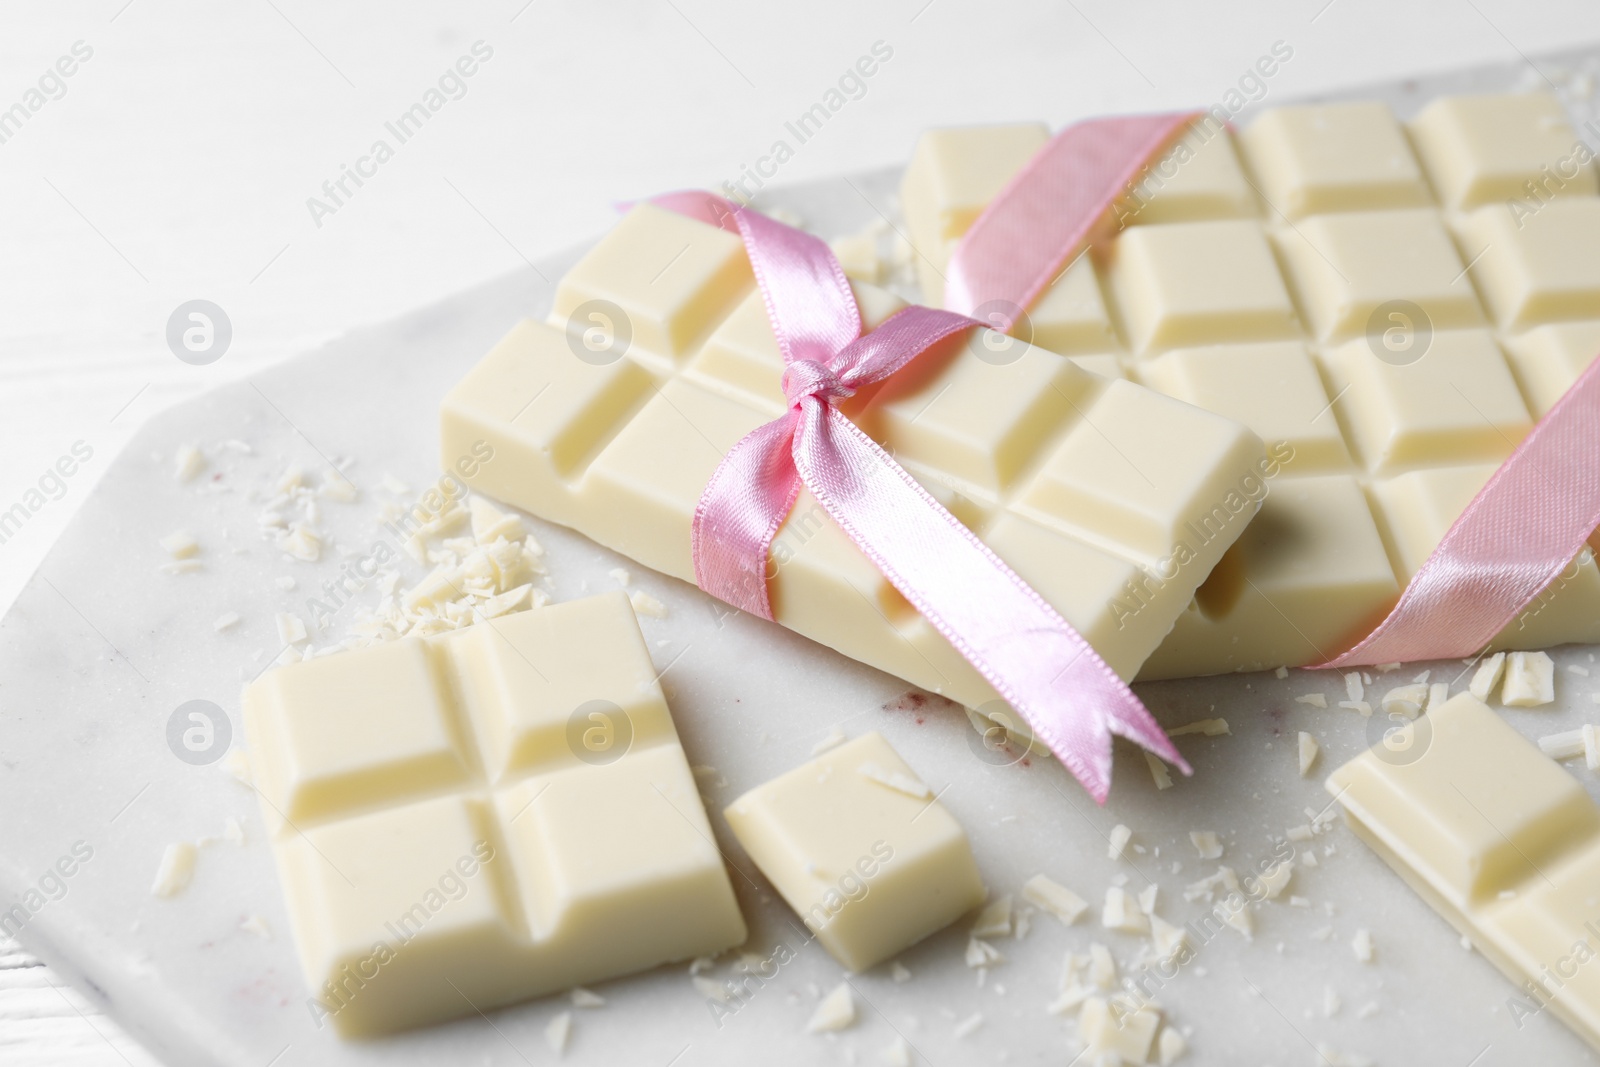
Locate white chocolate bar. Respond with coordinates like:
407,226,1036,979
901,93,1600,679
241,592,746,1036
723,733,985,971
441,203,1268,709
1327,693,1600,1049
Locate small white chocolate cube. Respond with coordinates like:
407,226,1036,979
552,203,753,364
724,733,985,971
1239,101,1430,218
1106,219,1299,352
1318,330,1530,475
1273,208,1483,341
1410,92,1598,210
1456,198,1600,331
1501,321,1600,416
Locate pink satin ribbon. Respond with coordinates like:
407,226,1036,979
652,190,1189,802
1319,354,1600,667
945,111,1600,671
944,112,1199,322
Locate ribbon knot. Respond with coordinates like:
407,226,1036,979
782,358,852,408
652,187,1191,803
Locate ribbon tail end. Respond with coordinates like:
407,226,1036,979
1107,704,1193,778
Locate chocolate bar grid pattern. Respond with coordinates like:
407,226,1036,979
900,93,1600,680
442,202,1267,708
242,592,744,1035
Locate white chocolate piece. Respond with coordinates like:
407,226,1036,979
965,937,1003,968
1456,198,1600,330
1220,899,1253,939
1021,873,1089,926
570,987,605,1009
1023,254,1119,355
1189,831,1223,860
1106,219,1300,353
901,123,1050,247
808,983,856,1033
1145,751,1174,790
1149,913,1188,959
544,1011,572,1053
1088,942,1117,988
1539,728,1586,761
274,612,307,646
1101,886,1148,934
159,529,199,558
1158,1026,1187,1066
1078,996,1160,1064
1409,92,1598,210
469,495,521,543
829,232,883,284
1380,683,1429,719
1115,119,1258,226
1140,342,1349,473
1321,331,1531,475
443,203,1267,707
151,842,197,898
1255,859,1292,900
241,592,746,1036
173,444,205,482
1297,731,1319,777
1329,693,1600,1048
723,733,984,972
1469,651,1508,702
1238,101,1430,218
1273,209,1482,341
901,91,1600,680
1502,650,1556,707
1501,321,1600,416
970,894,1012,939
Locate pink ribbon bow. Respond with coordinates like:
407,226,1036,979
652,190,1189,802
946,111,1600,671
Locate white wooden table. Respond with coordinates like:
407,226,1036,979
3,1,1596,1061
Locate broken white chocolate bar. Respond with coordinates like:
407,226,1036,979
442,202,1268,707
901,92,1600,679
242,591,746,1036
723,733,984,971
1328,692,1600,1049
